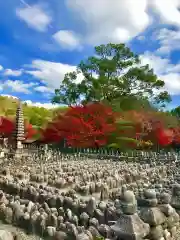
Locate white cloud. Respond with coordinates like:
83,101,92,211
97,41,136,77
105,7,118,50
0,94,18,99
2,80,35,94
150,0,180,26
0,65,3,71
140,52,180,95
4,69,23,77
153,28,180,55
34,85,54,93
23,100,59,109
63,0,180,46
24,52,180,99
137,35,145,41
140,53,173,74
26,60,83,89
66,0,150,44
7,0,180,106
16,4,52,32
14,0,180,48
53,30,82,50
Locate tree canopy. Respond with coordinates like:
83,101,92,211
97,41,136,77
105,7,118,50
0,96,68,128
1,97,180,150
38,102,180,150
170,107,180,119
0,116,37,140
52,43,171,108
41,103,117,147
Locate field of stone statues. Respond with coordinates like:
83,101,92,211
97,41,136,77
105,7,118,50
0,153,180,240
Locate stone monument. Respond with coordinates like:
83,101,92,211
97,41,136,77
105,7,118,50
12,100,25,158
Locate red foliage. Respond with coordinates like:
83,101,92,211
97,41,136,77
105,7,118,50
41,103,116,147
40,124,62,143
0,117,14,137
0,117,37,140
2,104,180,149
121,110,176,147
41,104,180,149
156,128,174,146
25,123,37,139
169,127,180,144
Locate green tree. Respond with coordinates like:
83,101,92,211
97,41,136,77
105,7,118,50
108,119,138,150
170,106,180,119
23,106,53,127
111,95,158,112
52,43,171,107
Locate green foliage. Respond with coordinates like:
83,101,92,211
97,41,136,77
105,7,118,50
170,106,180,119
95,237,105,240
0,96,17,117
108,119,138,150
154,110,180,128
23,105,52,127
0,96,68,128
115,119,134,126
52,43,171,108
111,95,158,113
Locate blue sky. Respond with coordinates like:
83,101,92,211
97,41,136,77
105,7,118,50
0,0,180,109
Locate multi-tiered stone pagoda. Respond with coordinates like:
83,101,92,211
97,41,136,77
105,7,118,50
11,100,43,157
13,100,25,149
0,99,44,158
12,100,25,157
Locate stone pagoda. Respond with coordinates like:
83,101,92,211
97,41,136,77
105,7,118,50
12,100,25,157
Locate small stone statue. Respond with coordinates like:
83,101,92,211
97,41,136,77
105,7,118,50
111,190,150,240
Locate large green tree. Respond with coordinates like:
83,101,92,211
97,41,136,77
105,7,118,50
52,43,171,108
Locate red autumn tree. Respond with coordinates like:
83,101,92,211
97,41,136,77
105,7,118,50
120,110,176,148
162,127,180,146
24,122,37,140
41,102,117,147
0,116,37,140
155,128,174,146
0,117,14,138
120,111,153,145
40,124,63,143
171,128,180,144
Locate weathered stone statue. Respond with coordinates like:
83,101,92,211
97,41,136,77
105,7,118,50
159,192,179,238
111,190,150,240
139,189,166,240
